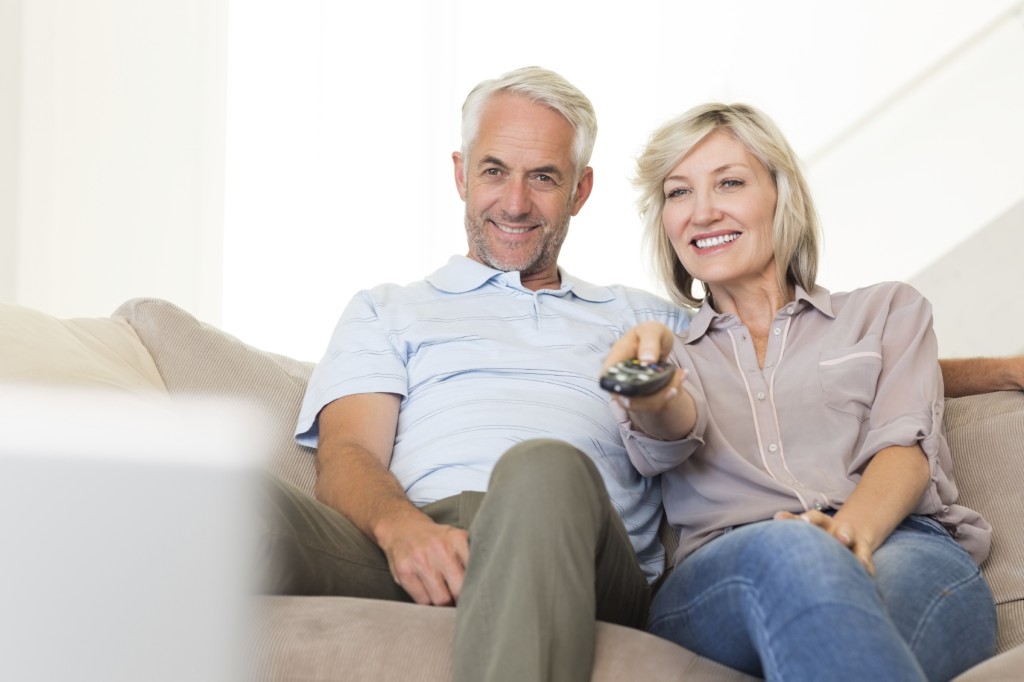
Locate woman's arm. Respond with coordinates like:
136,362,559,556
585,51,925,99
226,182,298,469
940,356,1024,398
779,444,930,574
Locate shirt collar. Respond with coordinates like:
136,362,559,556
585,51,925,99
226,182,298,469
426,255,616,303
684,283,834,344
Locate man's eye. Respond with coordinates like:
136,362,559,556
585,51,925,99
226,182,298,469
535,174,552,183
483,168,502,176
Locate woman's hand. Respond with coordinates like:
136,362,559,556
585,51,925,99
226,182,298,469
773,510,878,574
602,321,677,372
603,322,696,441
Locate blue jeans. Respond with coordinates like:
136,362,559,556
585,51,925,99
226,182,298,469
649,516,996,681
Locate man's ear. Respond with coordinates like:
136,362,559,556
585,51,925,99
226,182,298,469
453,152,468,200
570,167,594,216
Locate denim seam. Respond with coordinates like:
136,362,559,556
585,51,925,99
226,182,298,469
902,567,986,650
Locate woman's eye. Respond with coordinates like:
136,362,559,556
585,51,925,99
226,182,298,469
666,187,689,199
721,179,744,189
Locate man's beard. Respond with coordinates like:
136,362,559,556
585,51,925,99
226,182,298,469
464,204,571,275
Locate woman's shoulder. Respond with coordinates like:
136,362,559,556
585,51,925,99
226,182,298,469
830,280,929,309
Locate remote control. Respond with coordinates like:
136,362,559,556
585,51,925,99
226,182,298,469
600,359,675,397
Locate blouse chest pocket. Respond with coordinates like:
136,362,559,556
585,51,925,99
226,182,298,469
818,337,883,421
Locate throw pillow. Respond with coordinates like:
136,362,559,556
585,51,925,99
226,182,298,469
945,390,1024,653
0,302,165,395
114,298,318,496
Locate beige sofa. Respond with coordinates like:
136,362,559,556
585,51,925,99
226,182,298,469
2,297,1022,681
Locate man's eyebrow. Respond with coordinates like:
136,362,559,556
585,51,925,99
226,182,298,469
531,165,564,178
478,156,565,179
478,155,509,169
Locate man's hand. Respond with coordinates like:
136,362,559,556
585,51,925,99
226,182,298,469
377,513,470,606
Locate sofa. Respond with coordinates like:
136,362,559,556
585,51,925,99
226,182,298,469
2,296,1022,681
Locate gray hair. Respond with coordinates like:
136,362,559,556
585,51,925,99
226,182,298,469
461,66,597,183
635,103,820,307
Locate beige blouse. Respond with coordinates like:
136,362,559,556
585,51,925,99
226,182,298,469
617,281,991,567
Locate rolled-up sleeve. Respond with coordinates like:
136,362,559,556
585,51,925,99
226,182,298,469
851,283,944,473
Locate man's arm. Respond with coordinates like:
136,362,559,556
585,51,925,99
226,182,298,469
314,393,469,606
940,356,1024,398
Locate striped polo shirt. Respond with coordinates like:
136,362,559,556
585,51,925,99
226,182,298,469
296,255,688,581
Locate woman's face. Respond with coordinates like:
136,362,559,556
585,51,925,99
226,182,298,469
661,129,779,294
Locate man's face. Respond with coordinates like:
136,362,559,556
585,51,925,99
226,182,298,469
453,93,593,287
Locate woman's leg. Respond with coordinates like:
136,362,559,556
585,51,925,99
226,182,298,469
873,515,996,681
648,520,926,681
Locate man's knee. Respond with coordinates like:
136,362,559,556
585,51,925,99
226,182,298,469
485,440,608,522
491,439,602,491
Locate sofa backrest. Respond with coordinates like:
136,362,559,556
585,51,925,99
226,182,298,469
115,298,318,496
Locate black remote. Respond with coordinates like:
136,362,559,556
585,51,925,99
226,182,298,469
600,359,675,397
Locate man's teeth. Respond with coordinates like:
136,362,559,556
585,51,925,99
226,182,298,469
695,233,739,249
496,224,532,234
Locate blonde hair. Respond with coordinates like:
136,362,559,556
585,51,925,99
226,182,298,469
461,66,597,183
635,103,820,307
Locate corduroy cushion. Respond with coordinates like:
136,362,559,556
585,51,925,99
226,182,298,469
945,390,1024,654
114,298,318,495
0,302,165,395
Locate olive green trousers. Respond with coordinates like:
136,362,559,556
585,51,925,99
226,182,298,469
258,439,651,682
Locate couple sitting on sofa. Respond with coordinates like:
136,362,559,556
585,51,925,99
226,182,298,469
259,66,1023,682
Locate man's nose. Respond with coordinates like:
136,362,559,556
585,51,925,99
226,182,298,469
500,178,531,216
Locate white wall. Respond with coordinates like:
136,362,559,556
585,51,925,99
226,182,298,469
4,0,1022,362
5,0,227,322
0,0,23,303
224,0,1023,361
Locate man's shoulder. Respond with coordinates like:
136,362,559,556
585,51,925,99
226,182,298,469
572,279,689,331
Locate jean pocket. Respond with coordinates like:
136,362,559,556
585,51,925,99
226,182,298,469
818,337,882,421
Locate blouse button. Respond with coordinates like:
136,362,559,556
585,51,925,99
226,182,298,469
768,443,778,453
756,392,766,401
773,328,781,335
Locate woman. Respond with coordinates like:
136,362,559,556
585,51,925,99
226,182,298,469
604,104,996,681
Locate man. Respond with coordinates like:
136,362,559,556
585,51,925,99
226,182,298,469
263,66,1024,682
265,66,687,682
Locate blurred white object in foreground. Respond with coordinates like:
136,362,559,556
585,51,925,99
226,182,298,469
0,388,265,682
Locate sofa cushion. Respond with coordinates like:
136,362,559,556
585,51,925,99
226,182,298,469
0,302,165,395
247,596,758,682
114,298,317,495
945,390,1024,654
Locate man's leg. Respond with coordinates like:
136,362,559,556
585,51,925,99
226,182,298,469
256,473,469,601
451,439,650,682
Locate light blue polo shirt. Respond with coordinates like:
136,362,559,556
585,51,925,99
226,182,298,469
296,255,689,581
